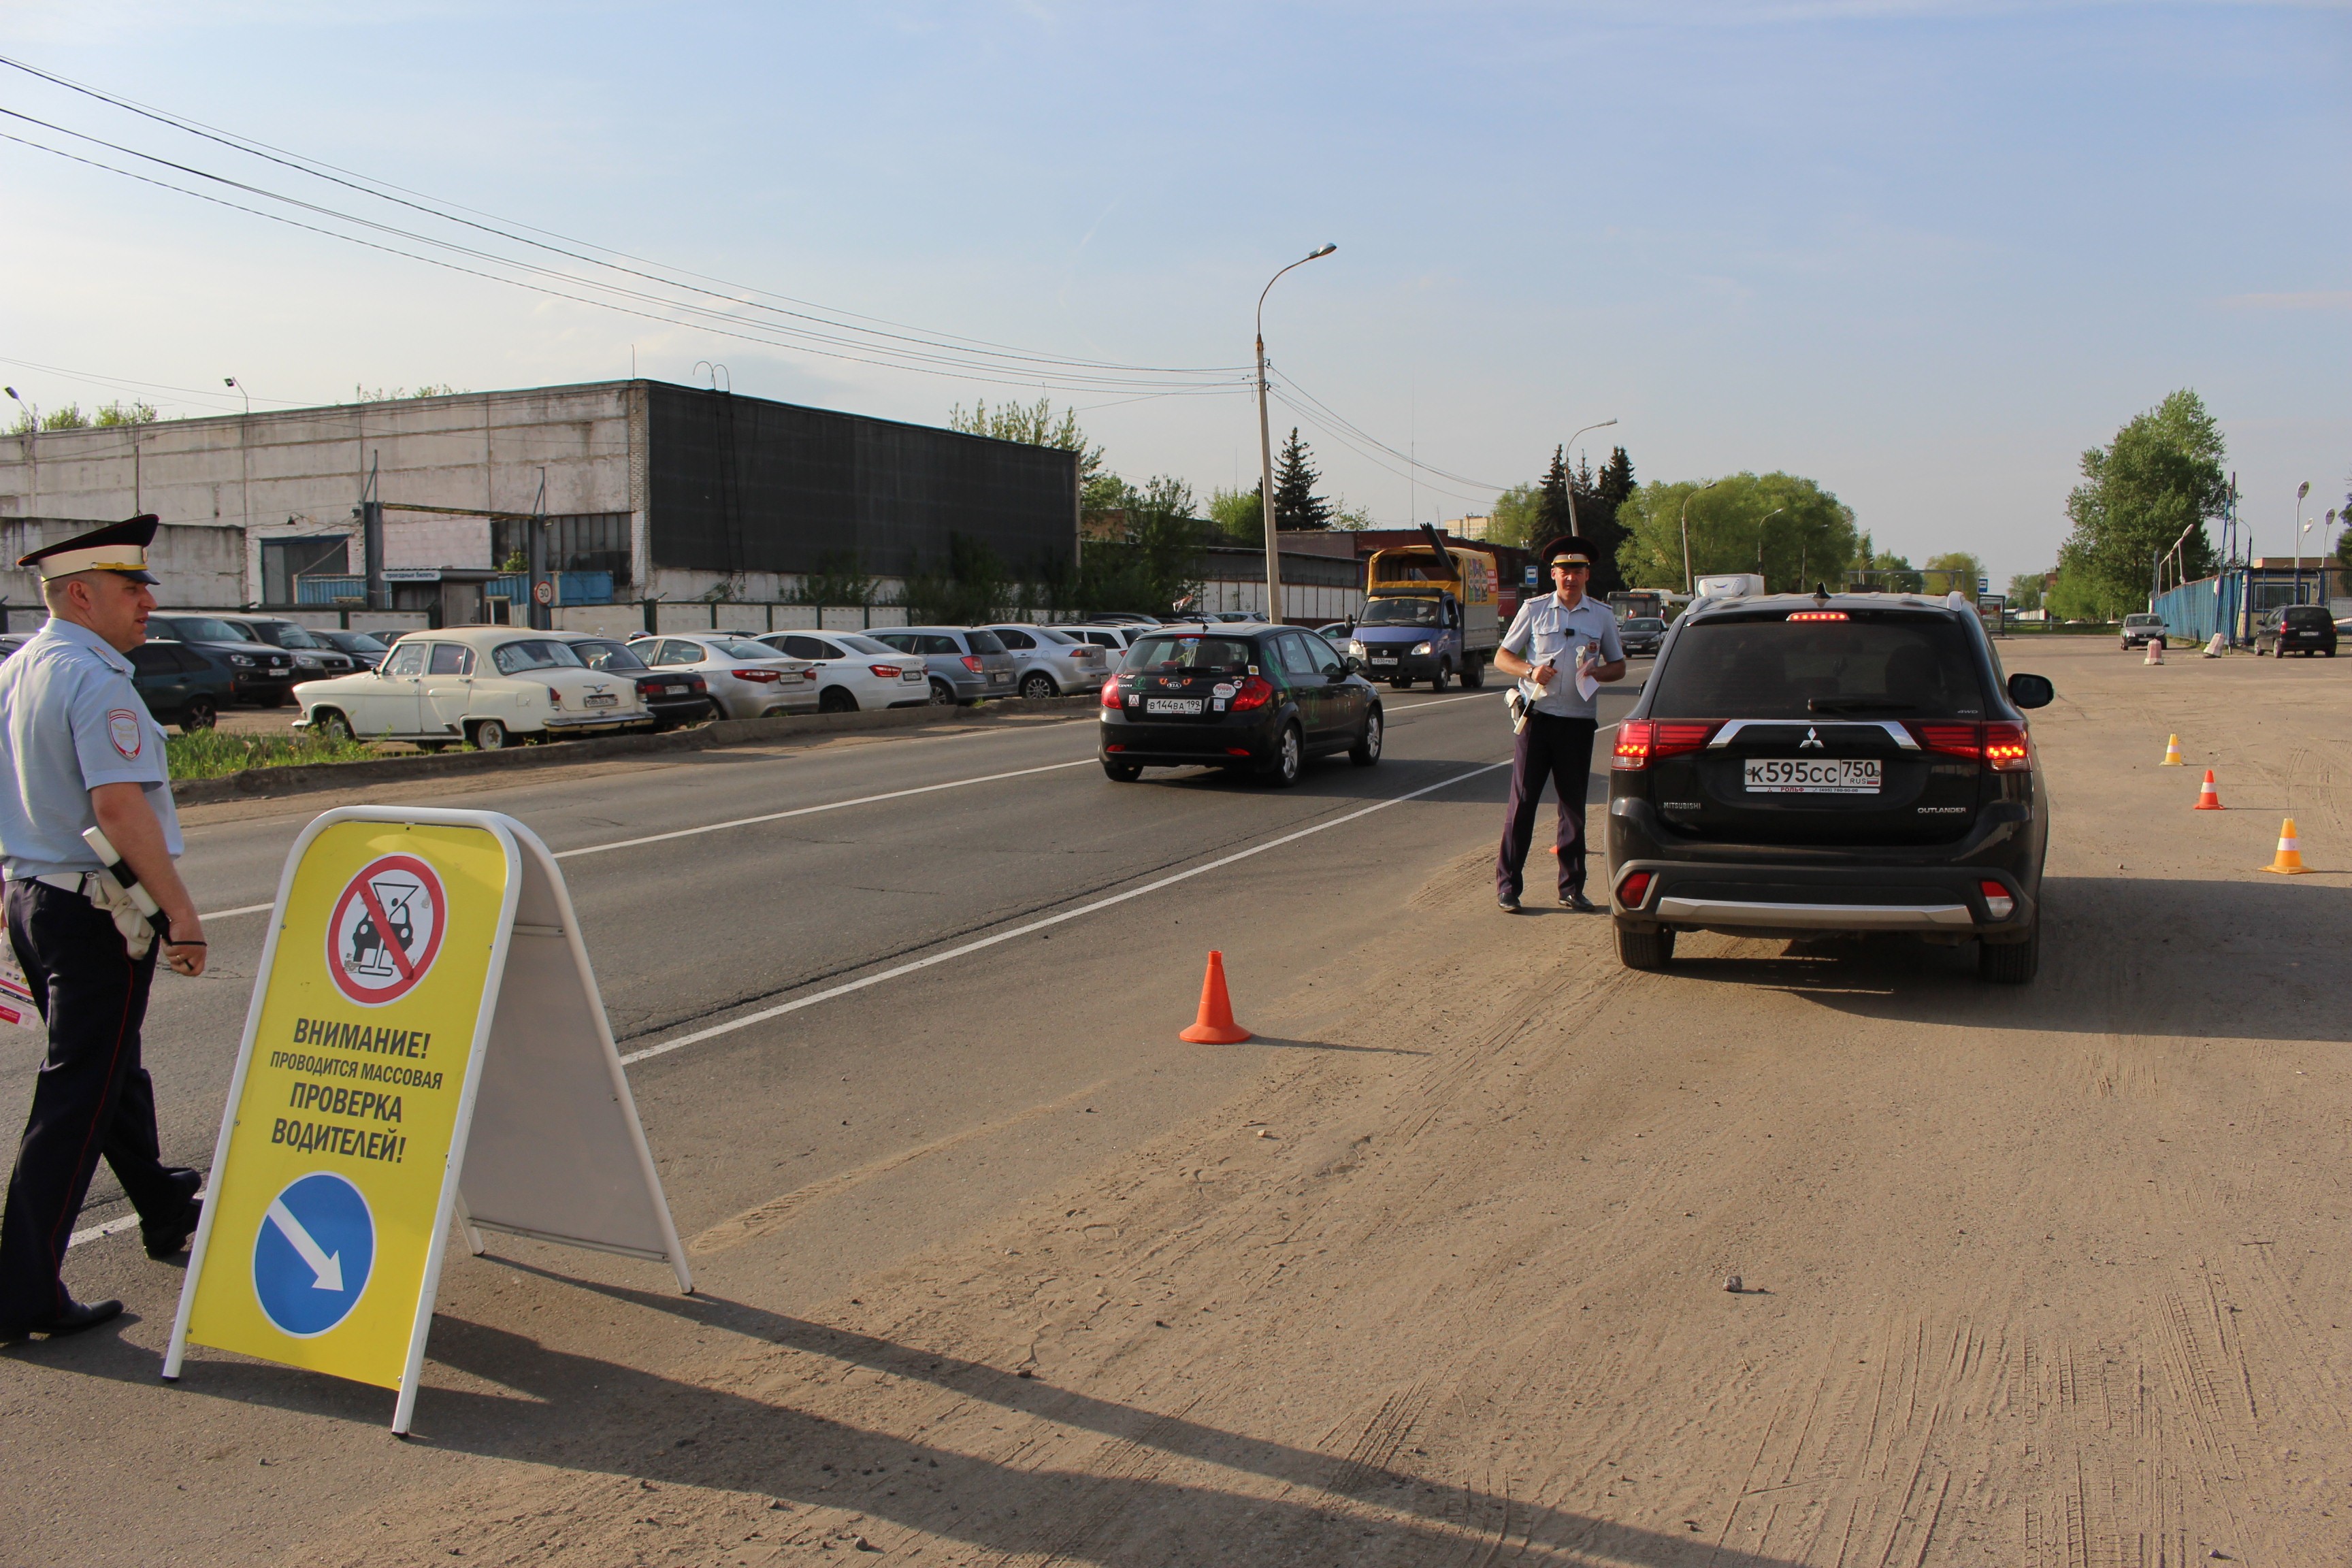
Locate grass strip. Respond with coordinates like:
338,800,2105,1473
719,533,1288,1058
166,729,395,781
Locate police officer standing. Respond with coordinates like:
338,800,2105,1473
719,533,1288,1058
0,515,208,1341
1492,536,1627,913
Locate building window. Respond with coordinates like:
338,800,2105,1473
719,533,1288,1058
491,512,632,585
263,536,351,605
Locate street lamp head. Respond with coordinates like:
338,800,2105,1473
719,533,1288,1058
2298,480,2311,500
3,387,16,402
1308,243,1337,259
223,377,236,389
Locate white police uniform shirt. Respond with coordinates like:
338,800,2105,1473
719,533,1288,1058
0,617,180,880
1499,593,1624,720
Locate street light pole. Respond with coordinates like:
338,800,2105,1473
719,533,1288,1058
1680,479,1720,594
1256,244,1336,625
1560,418,1618,534
1756,506,1785,583
2296,480,2311,606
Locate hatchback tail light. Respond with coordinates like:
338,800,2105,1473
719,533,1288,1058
1979,880,2015,920
961,655,985,673
1612,719,1717,768
868,664,903,679
732,668,781,683
1100,676,1122,709
1229,674,1275,712
1616,870,1654,909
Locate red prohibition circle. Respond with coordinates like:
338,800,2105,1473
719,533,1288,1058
325,854,447,1007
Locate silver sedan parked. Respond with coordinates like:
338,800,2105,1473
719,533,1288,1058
867,626,1016,705
981,623,1107,700
626,634,820,719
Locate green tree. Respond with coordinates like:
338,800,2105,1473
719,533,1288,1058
948,395,1117,509
1921,551,1986,599
94,399,158,427
1208,484,1263,541
1618,472,1859,592
2006,572,2046,613
1488,483,1542,549
1071,476,1211,616
1572,446,1637,597
1536,447,1573,540
42,402,91,431
2059,390,2226,618
1331,498,1373,530
1271,429,1331,530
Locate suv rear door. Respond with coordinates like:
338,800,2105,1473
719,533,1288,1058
1636,608,1994,847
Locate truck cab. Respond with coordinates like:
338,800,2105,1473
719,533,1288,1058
1349,525,1501,691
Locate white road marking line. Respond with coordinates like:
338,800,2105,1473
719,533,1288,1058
618,757,1514,1067
549,757,1097,860
67,1211,143,1248
195,757,1100,919
1383,691,1505,712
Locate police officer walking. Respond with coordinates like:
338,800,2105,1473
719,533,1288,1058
0,514,208,1341
1491,536,1627,913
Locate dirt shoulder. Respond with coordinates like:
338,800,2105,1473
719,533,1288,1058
255,638,2352,1567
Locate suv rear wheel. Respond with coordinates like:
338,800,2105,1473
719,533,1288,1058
1978,924,2039,983
1616,926,1676,970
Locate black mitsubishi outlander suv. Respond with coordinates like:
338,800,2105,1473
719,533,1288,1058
1607,590,2055,983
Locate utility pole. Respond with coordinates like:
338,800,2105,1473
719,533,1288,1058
359,454,386,610
1256,244,1336,625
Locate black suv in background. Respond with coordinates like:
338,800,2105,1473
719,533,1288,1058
2255,605,2338,658
1607,591,2055,983
146,615,299,706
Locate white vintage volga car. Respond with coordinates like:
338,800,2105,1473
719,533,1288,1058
294,627,657,750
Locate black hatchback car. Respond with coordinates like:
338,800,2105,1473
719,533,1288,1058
1607,591,2055,983
1098,624,1384,785
2255,604,2338,657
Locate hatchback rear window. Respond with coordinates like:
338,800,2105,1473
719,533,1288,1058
1648,613,1984,719
965,631,1007,655
1126,636,1258,675
2283,606,2332,626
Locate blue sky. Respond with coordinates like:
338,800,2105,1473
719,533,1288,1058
3,1,2346,582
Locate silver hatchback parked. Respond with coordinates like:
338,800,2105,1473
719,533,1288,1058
981,623,1107,699
868,626,1017,705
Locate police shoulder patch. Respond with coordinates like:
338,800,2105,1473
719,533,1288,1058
107,708,142,760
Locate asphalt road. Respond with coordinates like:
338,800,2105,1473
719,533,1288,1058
16,675,1632,1280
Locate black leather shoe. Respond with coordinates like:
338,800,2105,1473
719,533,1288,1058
10,1297,124,1339
1497,892,1522,913
1564,891,1600,913
143,1170,203,1260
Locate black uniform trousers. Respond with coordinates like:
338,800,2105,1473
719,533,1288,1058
1494,711,1600,902
0,879,180,1329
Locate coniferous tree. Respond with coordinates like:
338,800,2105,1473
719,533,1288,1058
1535,446,1573,540
1572,446,1637,596
1272,429,1333,530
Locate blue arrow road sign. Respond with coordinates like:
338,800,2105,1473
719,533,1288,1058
252,1171,375,1337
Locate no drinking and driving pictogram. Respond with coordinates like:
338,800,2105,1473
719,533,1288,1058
326,854,446,1005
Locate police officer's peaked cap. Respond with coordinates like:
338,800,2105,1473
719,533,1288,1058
17,513,160,584
1536,535,1598,568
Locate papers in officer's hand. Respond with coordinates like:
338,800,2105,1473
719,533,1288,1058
1575,667,1600,700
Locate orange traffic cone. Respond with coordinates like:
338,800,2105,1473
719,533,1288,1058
2262,819,2308,875
2160,734,2185,766
2193,770,2223,811
1179,950,1252,1043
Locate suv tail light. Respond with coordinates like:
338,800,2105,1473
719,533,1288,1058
732,668,781,683
961,655,985,673
1980,880,2015,919
1230,674,1275,711
1100,675,1122,709
1616,870,1654,908
1612,719,1718,769
1910,721,2031,770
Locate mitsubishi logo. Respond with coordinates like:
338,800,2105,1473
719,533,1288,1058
1799,727,1825,749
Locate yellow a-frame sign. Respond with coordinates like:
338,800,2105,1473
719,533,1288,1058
164,806,689,1434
